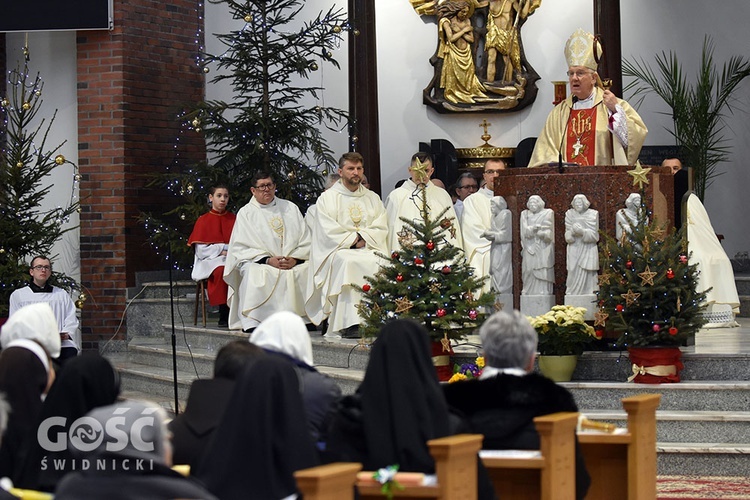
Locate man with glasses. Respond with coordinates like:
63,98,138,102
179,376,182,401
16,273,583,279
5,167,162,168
528,28,647,168
461,159,506,295
453,171,479,221
8,256,79,363
223,171,311,333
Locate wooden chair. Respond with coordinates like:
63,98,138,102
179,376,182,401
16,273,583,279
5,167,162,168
193,279,208,327
295,433,483,500
579,393,661,500
481,412,579,500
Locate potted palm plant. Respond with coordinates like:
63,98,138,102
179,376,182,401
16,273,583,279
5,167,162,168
622,35,750,201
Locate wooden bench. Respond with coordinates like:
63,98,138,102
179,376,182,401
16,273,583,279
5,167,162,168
579,393,661,500
481,412,579,500
294,433,483,500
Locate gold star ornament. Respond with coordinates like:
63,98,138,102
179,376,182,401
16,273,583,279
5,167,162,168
594,309,609,327
627,161,652,189
409,157,430,184
394,297,414,313
397,227,417,249
637,265,657,286
620,289,641,306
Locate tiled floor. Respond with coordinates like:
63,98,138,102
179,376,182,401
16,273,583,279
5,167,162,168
685,317,750,355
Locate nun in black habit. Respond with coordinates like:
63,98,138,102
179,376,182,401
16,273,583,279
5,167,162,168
17,352,121,491
194,355,319,500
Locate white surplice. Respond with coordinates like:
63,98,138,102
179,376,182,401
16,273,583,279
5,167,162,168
460,187,494,295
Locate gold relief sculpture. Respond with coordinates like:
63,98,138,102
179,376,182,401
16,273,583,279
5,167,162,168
412,0,542,114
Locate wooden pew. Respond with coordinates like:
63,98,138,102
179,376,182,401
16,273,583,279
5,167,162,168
294,433,483,500
579,393,661,500
481,412,579,500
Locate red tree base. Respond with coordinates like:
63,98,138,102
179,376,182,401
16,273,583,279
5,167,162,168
628,346,683,383
431,340,454,382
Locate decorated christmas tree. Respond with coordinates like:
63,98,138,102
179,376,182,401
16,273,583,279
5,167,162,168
595,182,707,348
141,0,349,269
0,58,80,316
358,166,494,343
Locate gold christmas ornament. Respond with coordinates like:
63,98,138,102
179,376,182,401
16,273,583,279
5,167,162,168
354,29,360,36
78,293,87,301
191,118,200,128
244,14,252,22
55,154,66,165
77,207,82,213
35,90,41,96
1,98,8,107
287,171,296,180
203,67,210,74
332,25,342,33
22,102,31,110
74,174,82,181
75,300,84,309
0,247,4,254
16,161,23,168
627,161,652,189
195,127,202,133
310,62,318,71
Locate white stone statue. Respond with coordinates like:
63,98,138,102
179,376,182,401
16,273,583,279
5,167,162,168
520,195,554,295
564,194,599,296
481,196,512,294
616,192,648,242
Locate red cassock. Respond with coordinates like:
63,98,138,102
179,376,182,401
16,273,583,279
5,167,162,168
187,210,236,306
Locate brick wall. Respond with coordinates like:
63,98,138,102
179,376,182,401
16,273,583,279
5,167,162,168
77,0,205,348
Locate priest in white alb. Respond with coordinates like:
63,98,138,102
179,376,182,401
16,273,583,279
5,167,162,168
224,171,311,332
384,152,462,253
461,158,505,295
527,28,647,168
306,152,388,338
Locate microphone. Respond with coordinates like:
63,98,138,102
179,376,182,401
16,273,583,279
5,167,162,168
558,95,579,173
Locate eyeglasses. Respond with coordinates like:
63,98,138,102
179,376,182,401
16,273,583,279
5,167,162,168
458,184,478,190
32,265,51,271
484,169,502,175
253,183,275,191
567,70,593,78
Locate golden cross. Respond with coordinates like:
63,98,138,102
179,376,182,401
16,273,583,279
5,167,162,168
479,119,492,135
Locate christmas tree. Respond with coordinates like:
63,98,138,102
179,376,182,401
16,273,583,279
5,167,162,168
358,166,494,342
141,0,349,269
595,185,707,348
0,59,80,317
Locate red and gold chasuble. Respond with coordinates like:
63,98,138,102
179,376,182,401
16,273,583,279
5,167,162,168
565,108,598,166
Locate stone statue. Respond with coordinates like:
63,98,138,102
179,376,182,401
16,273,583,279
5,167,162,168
616,192,647,242
482,196,512,294
437,1,487,104
520,195,554,295
564,194,599,296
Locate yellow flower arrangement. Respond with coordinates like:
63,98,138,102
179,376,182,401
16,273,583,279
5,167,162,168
528,305,598,356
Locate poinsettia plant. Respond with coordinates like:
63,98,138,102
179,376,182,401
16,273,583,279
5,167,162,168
528,305,599,356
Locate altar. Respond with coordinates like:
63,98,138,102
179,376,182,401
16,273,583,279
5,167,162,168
493,164,675,310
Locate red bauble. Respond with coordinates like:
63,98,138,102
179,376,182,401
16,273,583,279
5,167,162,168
396,274,404,282
679,255,688,264
626,260,633,268
595,329,604,339
468,309,478,320
426,240,435,251
615,304,624,312
436,308,447,317
441,265,452,275
362,284,371,292
652,324,661,332
669,326,678,336
391,251,400,260
666,268,675,279
414,257,424,265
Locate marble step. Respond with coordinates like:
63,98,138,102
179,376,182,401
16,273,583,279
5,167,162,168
582,409,750,444
108,355,195,406
564,381,750,412
656,443,750,476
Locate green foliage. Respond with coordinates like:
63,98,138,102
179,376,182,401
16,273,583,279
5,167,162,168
623,36,750,200
596,195,707,347
358,187,494,342
0,61,79,316
141,0,349,270
528,305,598,356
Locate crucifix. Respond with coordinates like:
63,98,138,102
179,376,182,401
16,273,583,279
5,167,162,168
480,119,493,145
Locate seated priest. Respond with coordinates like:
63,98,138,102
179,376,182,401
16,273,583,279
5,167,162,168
528,28,647,168
306,152,388,338
224,171,311,333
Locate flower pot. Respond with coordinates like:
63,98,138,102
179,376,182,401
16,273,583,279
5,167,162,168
627,346,683,383
431,341,454,382
538,355,578,382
